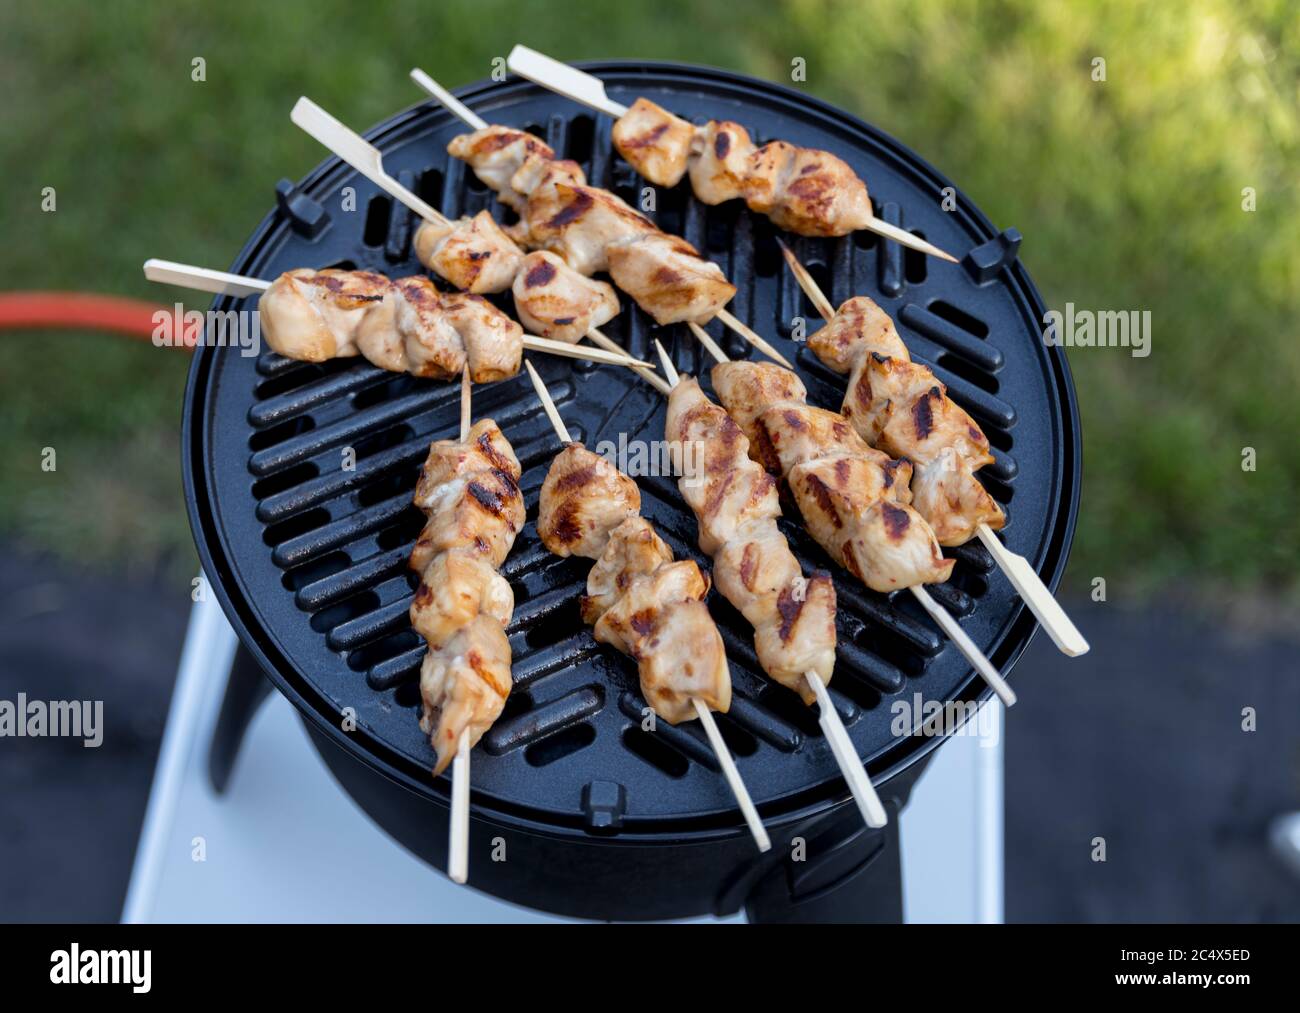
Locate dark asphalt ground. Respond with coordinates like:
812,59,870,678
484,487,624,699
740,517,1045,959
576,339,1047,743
1,546,1297,922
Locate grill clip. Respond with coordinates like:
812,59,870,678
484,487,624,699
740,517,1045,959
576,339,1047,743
963,228,1022,285
275,178,329,238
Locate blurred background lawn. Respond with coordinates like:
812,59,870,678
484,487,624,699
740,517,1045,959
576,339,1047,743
1,0,1297,601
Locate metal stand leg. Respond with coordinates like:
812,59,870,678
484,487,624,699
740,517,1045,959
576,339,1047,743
207,644,271,794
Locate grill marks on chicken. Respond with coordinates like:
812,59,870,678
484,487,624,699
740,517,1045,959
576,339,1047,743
538,443,730,723
408,419,525,775
412,210,524,295
711,361,953,592
512,251,619,343
665,377,836,703
446,127,736,325
260,269,526,382
608,98,874,237
446,125,557,214
809,296,1005,545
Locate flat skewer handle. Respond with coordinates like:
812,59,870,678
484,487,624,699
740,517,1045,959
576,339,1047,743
977,524,1089,656
291,96,448,226
143,259,269,297
806,672,888,828
507,45,629,118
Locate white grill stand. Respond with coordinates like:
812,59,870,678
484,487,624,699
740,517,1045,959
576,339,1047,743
123,591,1004,923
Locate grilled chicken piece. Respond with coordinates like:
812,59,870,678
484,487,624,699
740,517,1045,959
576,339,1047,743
910,447,1006,546
510,158,587,244
260,268,390,362
845,360,1005,546
511,251,620,343
808,296,909,372
580,516,673,623
592,558,730,722
755,403,911,505
380,276,466,378
849,355,993,469
537,451,733,726
710,359,811,466
446,126,556,213
666,375,837,701
441,291,523,382
412,211,524,294
419,614,512,774
805,296,1007,545
786,466,953,590
710,361,953,592
528,183,657,275
743,141,874,237
365,277,524,383
408,418,524,775
444,123,741,328
666,378,782,555
688,120,756,205
409,419,525,574
612,98,697,188
606,232,736,325
414,417,522,495
537,443,640,558
410,548,514,651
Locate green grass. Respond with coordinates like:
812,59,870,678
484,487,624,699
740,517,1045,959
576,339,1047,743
0,0,1296,598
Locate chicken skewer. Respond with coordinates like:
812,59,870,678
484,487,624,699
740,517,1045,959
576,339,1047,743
523,360,770,852
505,45,958,262
142,260,651,377
409,69,794,370
289,97,663,389
411,368,524,883
778,245,1088,657
670,331,1018,707
651,346,888,829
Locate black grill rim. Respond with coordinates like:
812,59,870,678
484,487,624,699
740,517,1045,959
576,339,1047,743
180,60,1082,843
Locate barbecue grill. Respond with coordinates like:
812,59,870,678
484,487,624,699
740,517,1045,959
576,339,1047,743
185,61,1081,922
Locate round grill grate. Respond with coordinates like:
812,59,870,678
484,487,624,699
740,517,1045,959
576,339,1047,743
183,61,1081,838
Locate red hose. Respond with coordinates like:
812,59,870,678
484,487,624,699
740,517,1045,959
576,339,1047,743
0,292,191,346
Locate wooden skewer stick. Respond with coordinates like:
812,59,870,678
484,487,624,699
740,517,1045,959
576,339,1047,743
691,699,771,851
713,310,794,369
776,241,836,322
777,242,1088,658
507,45,959,264
410,68,488,130
523,359,573,443
142,260,654,370
407,70,786,377
660,336,887,827
447,367,474,885
523,357,770,852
